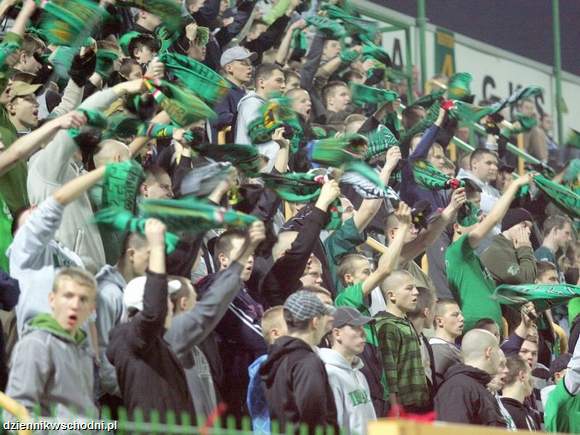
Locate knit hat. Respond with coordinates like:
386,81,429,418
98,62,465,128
284,290,336,321
501,208,534,232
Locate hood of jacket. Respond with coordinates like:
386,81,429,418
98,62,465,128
259,336,315,387
318,348,364,371
96,264,127,290
444,362,492,386
27,313,87,344
237,90,264,108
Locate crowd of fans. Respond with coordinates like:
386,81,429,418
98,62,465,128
0,0,578,434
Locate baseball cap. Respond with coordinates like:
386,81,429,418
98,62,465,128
332,307,373,329
220,46,257,68
284,290,336,321
123,276,183,312
549,353,572,378
501,207,534,232
10,81,41,99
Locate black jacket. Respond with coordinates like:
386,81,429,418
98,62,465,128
434,363,506,427
500,397,541,431
260,336,338,434
107,272,195,423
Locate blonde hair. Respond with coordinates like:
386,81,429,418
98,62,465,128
53,267,97,297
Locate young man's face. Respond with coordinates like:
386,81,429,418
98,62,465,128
554,223,573,250
49,278,96,333
322,40,341,61
134,45,156,65
428,144,446,172
18,52,42,74
226,59,253,85
142,173,173,199
472,153,498,183
128,244,151,277
139,11,162,30
259,69,286,95
536,269,559,284
285,75,301,91
519,340,539,369
328,86,351,112
389,275,419,313
520,100,536,118
300,256,324,287
388,221,419,244
9,95,39,129
219,236,254,281
344,258,371,286
290,90,312,119
488,350,508,391
334,324,366,355
188,42,207,61
436,303,464,339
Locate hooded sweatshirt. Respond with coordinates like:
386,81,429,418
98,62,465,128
95,265,127,398
235,91,279,173
318,348,376,435
8,196,83,336
260,336,338,434
434,363,506,426
5,313,96,423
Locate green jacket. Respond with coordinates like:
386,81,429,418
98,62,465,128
335,282,377,346
376,312,430,409
480,234,537,285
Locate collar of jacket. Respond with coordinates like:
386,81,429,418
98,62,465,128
27,313,87,344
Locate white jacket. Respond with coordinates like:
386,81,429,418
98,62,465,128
235,91,279,173
319,348,376,435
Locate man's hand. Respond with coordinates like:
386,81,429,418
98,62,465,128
144,57,165,80
512,172,535,189
185,22,198,42
394,201,412,227
272,127,290,149
521,302,537,329
247,221,266,248
56,111,87,130
383,146,402,174
315,179,341,211
441,187,467,222
512,226,532,249
144,219,166,248
290,18,307,30
115,78,146,96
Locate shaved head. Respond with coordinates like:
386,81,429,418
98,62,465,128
380,270,413,295
93,139,130,168
461,328,499,363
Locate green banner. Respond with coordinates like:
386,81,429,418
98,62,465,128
435,27,456,77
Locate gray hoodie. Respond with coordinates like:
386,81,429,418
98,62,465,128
318,348,376,435
8,196,83,336
164,262,244,418
95,265,127,398
27,89,122,274
234,91,279,173
5,314,97,431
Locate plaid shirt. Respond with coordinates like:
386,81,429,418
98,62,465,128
376,313,430,409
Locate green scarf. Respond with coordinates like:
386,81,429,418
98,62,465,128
117,0,183,32
567,129,580,150
159,52,231,104
351,83,398,107
28,313,86,344
144,79,216,126
311,134,367,167
261,172,322,203
510,113,538,134
534,174,580,219
94,207,179,253
341,161,399,200
321,4,378,40
491,86,543,114
411,160,459,190
399,99,441,144
448,101,494,125
305,15,346,39
409,89,445,109
95,49,119,79
34,0,106,46
102,160,145,212
447,72,472,101
138,197,257,233
248,94,299,147
457,201,480,227
494,283,580,312
193,143,262,176
365,125,399,160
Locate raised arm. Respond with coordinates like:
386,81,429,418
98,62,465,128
53,166,105,206
468,174,534,249
0,111,86,176
167,222,266,354
361,202,410,296
275,19,306,66
400,187,466,263
353,146,401,231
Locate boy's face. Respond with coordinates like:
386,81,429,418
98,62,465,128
536,269,558,284
436,303,464,338
49,278,96,333
334,324,366,355
388,275,418,313
345,258,371,286
9,94,39,128
519,340,539,369
134,46,156,65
